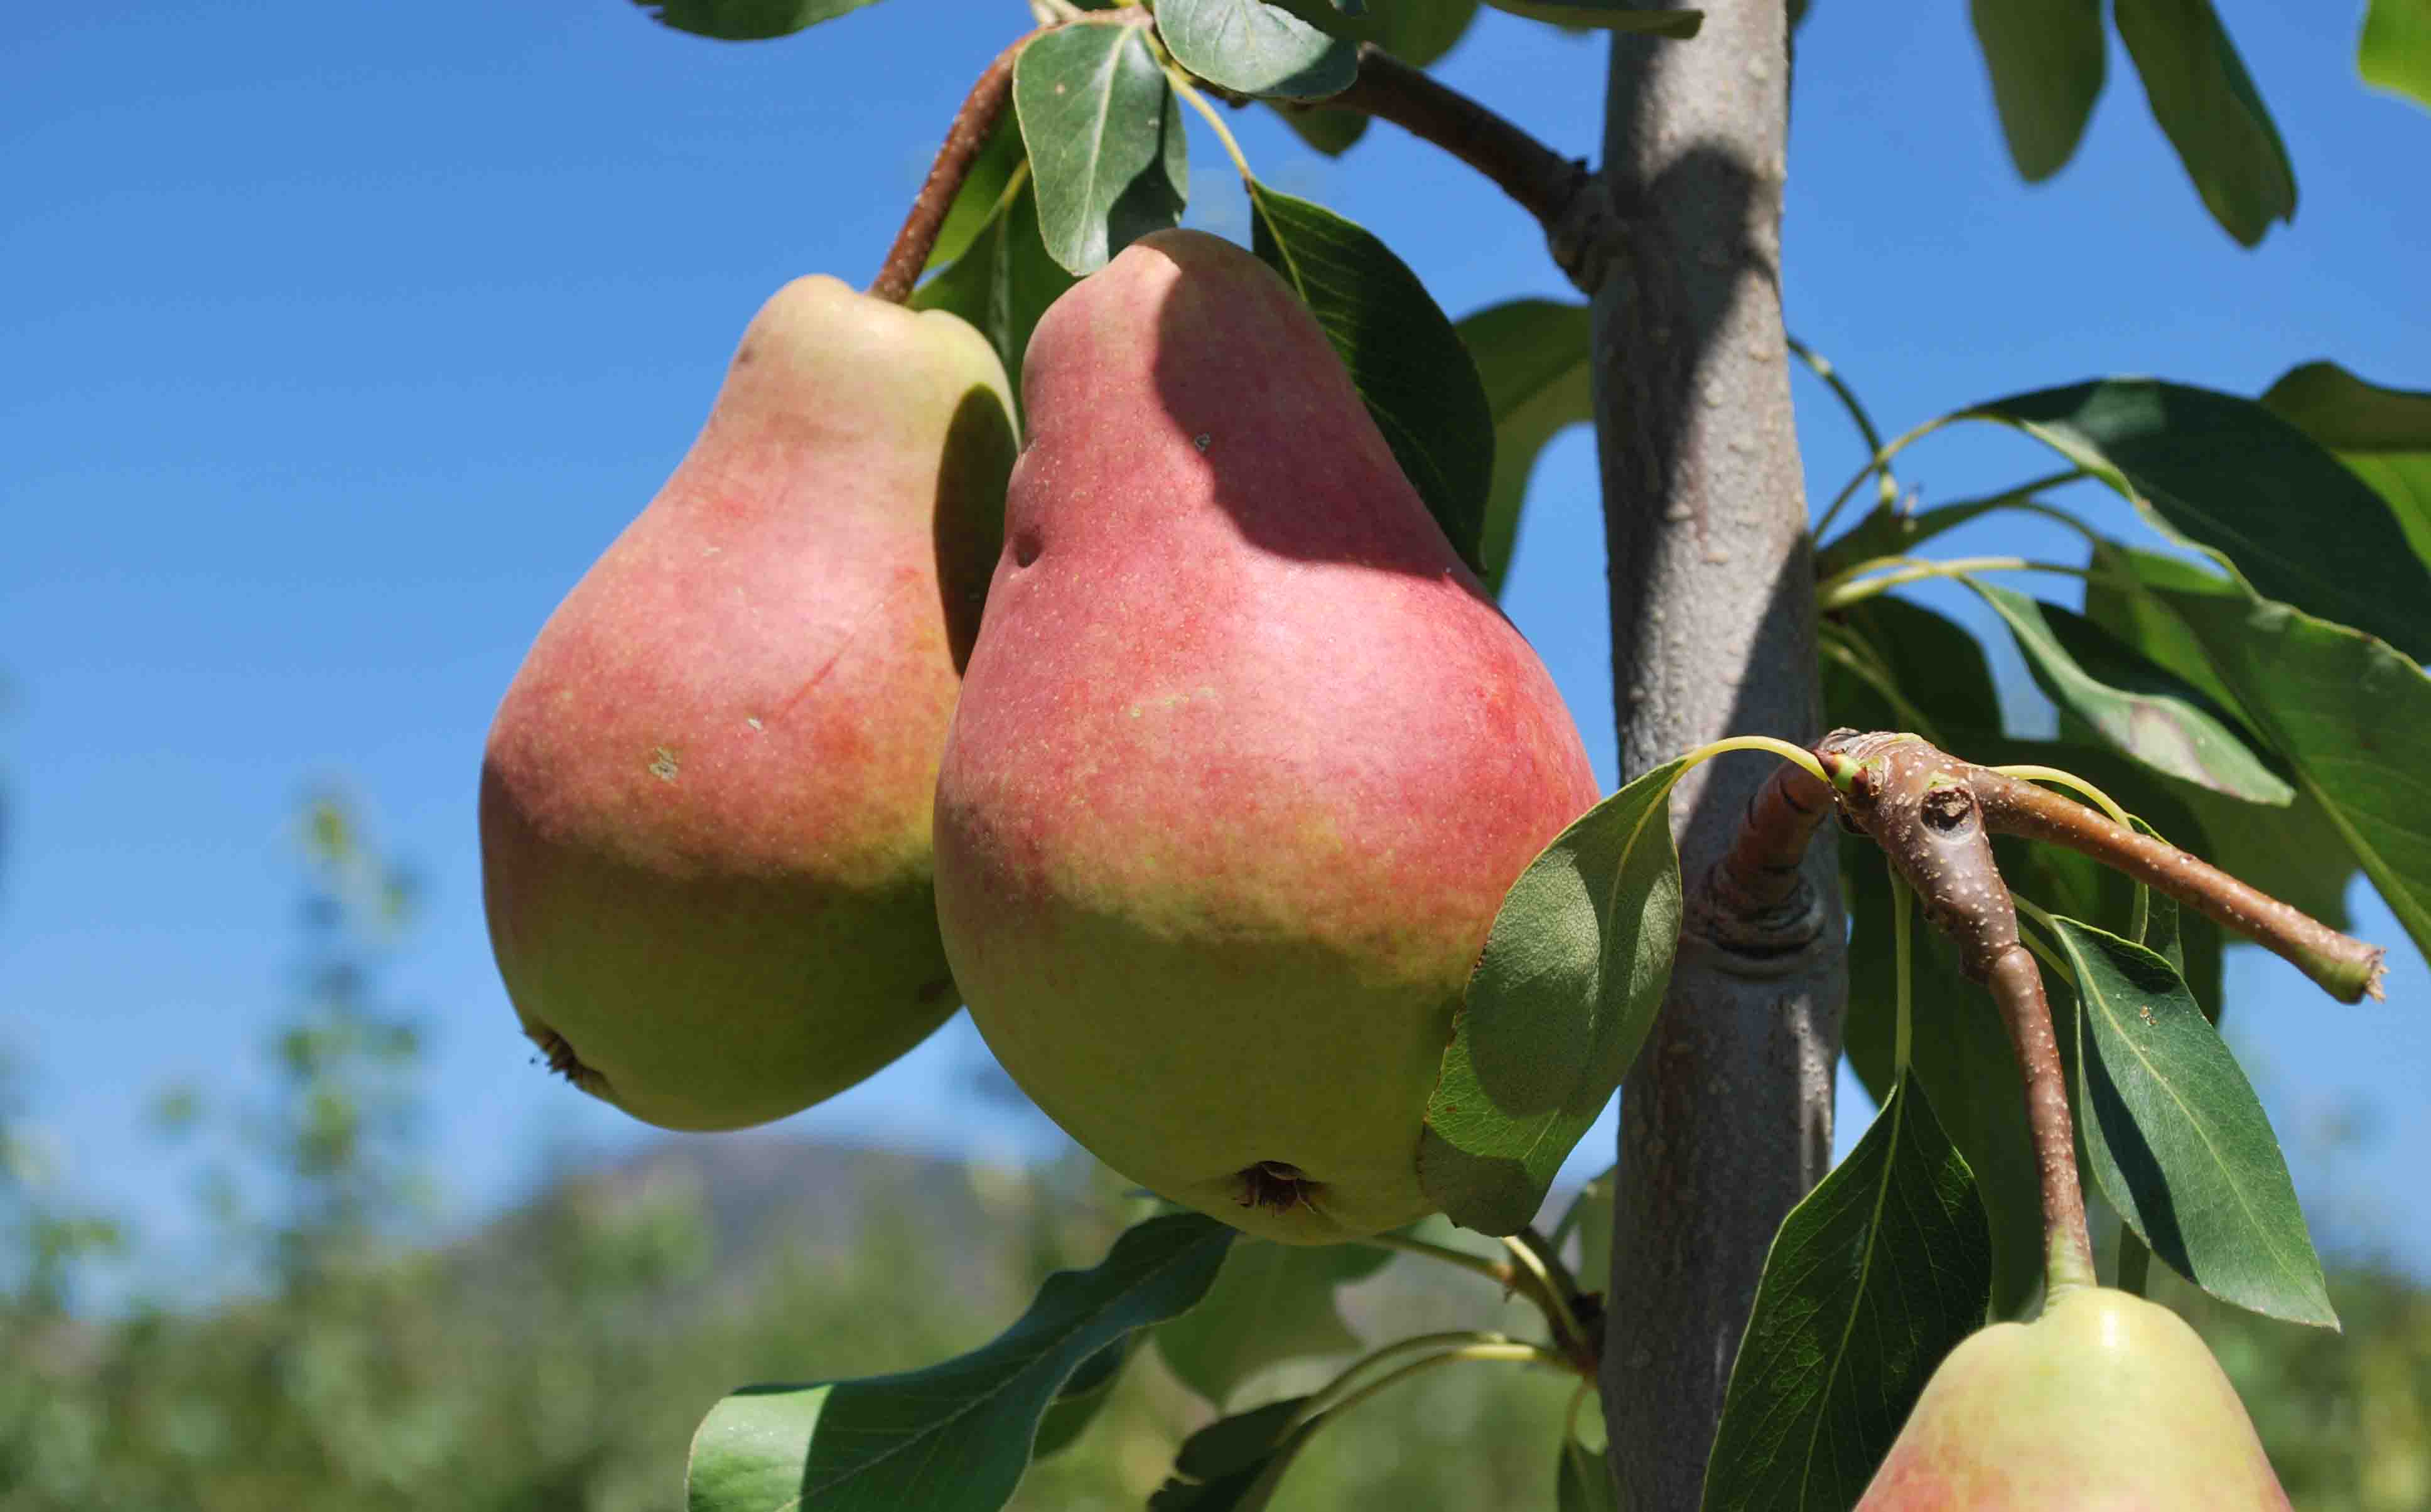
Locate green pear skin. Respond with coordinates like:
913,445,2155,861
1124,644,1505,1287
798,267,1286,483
932,230,1602,1243
1857,1286,2291,1509
480,278,1017,1131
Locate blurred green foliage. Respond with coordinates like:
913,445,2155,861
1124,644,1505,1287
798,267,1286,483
0,793,2423,1509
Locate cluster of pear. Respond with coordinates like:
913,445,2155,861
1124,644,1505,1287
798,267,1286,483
479,229,1601,1241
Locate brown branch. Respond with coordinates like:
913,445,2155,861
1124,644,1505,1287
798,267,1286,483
1970,769,2386,1004
1816,731,2097,1294
1317,45,1592,235
867,34,1031,303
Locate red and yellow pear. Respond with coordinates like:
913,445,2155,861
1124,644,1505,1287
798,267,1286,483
480,277,1016,1131
932,228,1601,1243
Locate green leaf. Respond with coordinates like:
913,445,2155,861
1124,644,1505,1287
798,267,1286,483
1969,0,2105,180
2113,0,2297,245
684,1213,1234,1512
2359,0,2431,110
1419,758,1689,1235
1963,378,2431,660
1249,184,1496,574
1819,596,2005,741
2081,547,2361,931
1151,1239,1390,1407
2260,362,2431,565
1815,490,2017,584
2145,586,2431,966
1149,1398,1313,1510
1261,0,1483,155
2047,918,2336,1327
1456,299,1592,599
1480,0,1703,37
1836,838,2046,1319
1552,1162,1615,1287
1963,581,2292,804
1013,24,1187,276
1031,1338,1131,1459
926,118,1026,274
1158,0,1359,99
1558,1434,1620,1512
910,176,1076,397
630,0,881,41
1700,1074,1993,1512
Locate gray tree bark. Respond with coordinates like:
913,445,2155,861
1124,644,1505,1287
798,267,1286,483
1585,4,1848,1507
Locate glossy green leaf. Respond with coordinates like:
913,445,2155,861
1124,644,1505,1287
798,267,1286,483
2081,546,2360,930
910,176,1075,397
1264,0,1483,154
1964,581,2290,803
1836,837,2044,1319
1031,1338,1131,1459
630,0,881,40
1013,24,1187,276
1963,378,2431,660
2260,362,2431,564
2048,918,2335,1327
2113,0,2297,245
1457,299,1592,598
1559,1434,1620,1512
1815,488,2023,584
685,1213,1233,1512
1151,1238,1390,1407
1420,759,1687,1235
2145,585,2431,965
1819,596,2005,741
1970,0,2105,180
2359,0,2431,110
1160,0,1359,99
1553,1162,1615,1288
1249,183,1495,574
1149,1397,1313,1510
1700,1075,1993,1512
1481,0,1702,36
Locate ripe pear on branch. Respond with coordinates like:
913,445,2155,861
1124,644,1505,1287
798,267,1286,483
480,277,1017,1131
1805,731,2313,1509
932,228,1602,1244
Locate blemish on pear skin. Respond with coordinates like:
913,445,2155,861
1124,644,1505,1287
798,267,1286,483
649,747,680,781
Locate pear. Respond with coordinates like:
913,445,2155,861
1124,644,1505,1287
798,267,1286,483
1857,1285,2291,1508
480,277,1017,1131
932,229,1601,1243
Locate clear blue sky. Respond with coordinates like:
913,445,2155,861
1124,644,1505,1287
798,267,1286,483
5,1,2425,1293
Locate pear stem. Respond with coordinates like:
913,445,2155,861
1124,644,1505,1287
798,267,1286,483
868,29,1042,303
1814,730,2098,1297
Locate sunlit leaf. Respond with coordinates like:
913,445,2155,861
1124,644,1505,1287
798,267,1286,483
1014,23,1187,276
1970,0,2105,180
2359,0,2431,111
1152,1239,1389,1407
2113,0,2297,244
1963,378,2431,660
1420,759,1688,1235
1159,0,1359,99
686,1213,1233,1512
1456,299,1592,598
2048,918,2335,1327
2260,361,2431,565
1701,1075,1993,1511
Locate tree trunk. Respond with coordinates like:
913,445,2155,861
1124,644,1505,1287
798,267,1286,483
1589,3,1846,1506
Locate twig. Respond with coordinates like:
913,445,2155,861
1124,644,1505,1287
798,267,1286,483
1318,45,1589,233
868,33,1034,301
1816,729,2098,1294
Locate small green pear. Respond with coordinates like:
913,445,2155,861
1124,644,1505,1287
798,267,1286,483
480,277,1017,1131
1857,1285,2291,1508
932,229,1602,1244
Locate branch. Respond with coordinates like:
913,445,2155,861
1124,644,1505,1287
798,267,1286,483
1971,769,2385,1002
1311,45,1596,267
867,35,1031,303
1815,730,2097,1293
